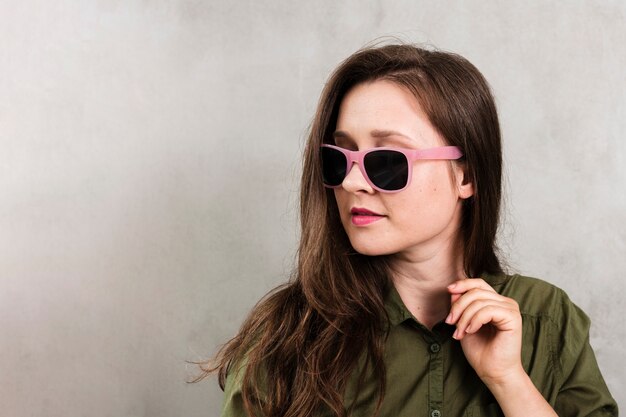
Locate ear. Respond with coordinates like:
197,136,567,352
454,162,474,199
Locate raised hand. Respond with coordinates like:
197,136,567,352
445,278,524,385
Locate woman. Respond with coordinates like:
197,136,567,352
195,43,618,417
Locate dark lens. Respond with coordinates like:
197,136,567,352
321,147,347,186
364,150,408,191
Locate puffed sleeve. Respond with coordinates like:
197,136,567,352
220,360,247,417
553,289,618,417
220,356,267,417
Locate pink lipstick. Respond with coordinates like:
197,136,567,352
350,207,385,226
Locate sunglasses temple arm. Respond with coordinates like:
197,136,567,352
413,146,463,160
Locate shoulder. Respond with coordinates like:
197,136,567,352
482,272,589,325
483,273,618,414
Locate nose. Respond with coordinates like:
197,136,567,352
341,162,374,193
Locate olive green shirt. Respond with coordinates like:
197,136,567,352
220,274,618,417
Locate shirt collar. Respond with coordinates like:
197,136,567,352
383,282,413,326
383,272,510,327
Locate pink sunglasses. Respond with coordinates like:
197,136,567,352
321,144,463,193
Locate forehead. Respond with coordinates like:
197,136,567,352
334,80,445,147
338,80,422,124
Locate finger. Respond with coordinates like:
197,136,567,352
452,299,512,339
446,288,508,324
463,304,520,336
447,277,496,294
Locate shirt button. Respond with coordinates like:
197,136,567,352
430,343,441,353
431,409,441,417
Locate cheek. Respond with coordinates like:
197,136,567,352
413,165,457,197
333,190,349,221
333,189,345,208
400,174,458,218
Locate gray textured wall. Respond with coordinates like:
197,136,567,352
1,1,623,416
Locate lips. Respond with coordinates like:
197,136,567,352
350,207,385,226
350,207,383,216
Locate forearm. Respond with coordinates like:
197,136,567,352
484,369,558,417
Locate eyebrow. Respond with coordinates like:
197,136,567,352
332,129,415,142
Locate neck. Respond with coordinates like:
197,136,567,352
389,237,467,330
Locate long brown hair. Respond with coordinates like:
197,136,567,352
191,42,504,417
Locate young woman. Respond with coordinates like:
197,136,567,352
195,43,618,417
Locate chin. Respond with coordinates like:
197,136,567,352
349,241,395,257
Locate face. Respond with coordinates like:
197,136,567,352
331,80,473,260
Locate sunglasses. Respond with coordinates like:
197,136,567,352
321,144,464,193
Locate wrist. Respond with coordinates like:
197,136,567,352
481,365,529,392
481,366,558,417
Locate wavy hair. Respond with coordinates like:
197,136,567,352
191,42,504,417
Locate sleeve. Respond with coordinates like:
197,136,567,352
220,361,248,417
553,290,619,417
220,356,268,417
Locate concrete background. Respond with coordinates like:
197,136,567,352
0,1,623,416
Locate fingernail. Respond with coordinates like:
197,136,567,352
447,283,457,289
445,313,453,323
453,329,459,339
